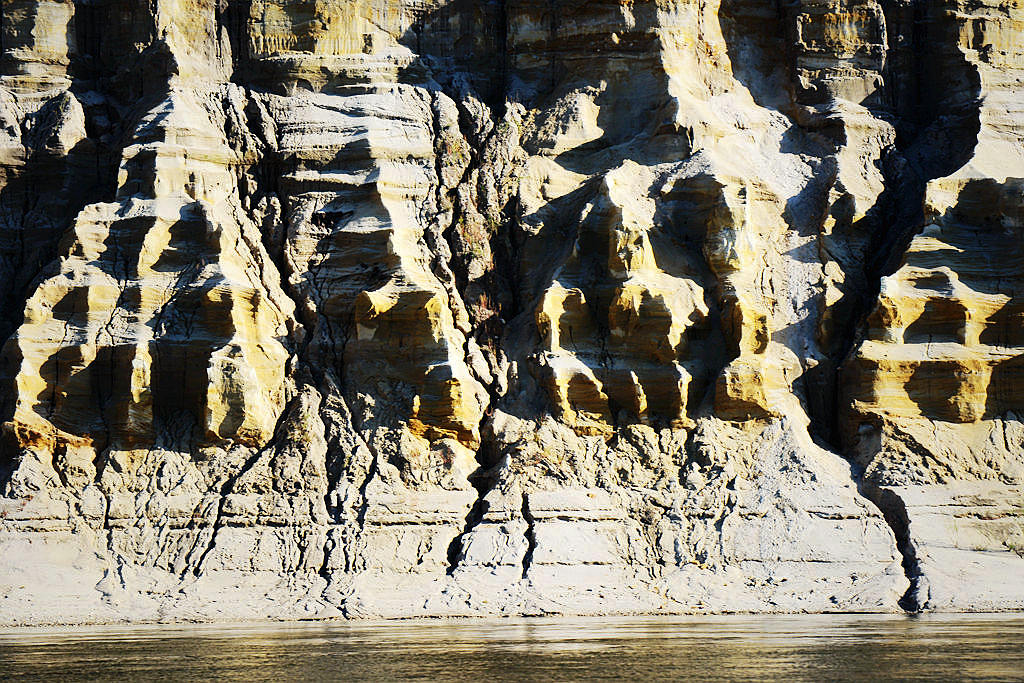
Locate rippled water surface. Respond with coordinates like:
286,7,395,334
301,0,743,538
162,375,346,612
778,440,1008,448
2,614,1024,681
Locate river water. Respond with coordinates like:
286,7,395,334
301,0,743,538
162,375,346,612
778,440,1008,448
2,614,1023,681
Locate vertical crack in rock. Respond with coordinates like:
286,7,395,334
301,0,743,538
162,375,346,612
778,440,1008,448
859,483,926,612
317,529,335,584
832,0,1023,610
354,446,380,533
192,397,299,577
776,0,983,455
191,446,266,577
445,473,490,575
520,491,536,580
426,10,523,576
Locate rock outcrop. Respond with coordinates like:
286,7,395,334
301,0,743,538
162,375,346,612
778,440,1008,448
0,0,1021,624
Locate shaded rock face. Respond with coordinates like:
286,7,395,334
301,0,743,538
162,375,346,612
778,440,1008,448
0,0,1021,624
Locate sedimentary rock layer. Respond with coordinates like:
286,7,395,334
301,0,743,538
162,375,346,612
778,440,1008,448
0,0,1021,624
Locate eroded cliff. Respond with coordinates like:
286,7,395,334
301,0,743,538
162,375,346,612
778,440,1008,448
0,0,1021,623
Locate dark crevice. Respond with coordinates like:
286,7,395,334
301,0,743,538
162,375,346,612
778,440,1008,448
191,395,301,577
444,421,501,574
354,447,380,534
317,532,335,584
859,483,928,612
807,4,982,452
827,10,983,607
520,491,537,579
190,446,265,577
444,484,489,575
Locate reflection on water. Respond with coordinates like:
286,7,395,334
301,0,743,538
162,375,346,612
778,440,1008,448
2,614,1023,681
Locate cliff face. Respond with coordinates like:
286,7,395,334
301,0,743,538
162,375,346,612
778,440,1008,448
0,0,1021,624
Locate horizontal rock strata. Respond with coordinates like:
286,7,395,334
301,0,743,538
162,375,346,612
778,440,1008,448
0,0,1021,624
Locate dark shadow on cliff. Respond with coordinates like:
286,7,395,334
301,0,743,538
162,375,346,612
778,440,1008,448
398,1,717,568
0,1,190,489
882,178,1024,422
719,0,982,449
833,18,982,446
719,0,983,612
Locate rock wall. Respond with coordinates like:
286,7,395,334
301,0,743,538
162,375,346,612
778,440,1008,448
0,0,1021,624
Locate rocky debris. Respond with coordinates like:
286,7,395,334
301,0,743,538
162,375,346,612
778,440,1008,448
0,0,1022,625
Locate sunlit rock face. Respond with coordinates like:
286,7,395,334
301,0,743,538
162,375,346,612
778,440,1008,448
0,0,1021,624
